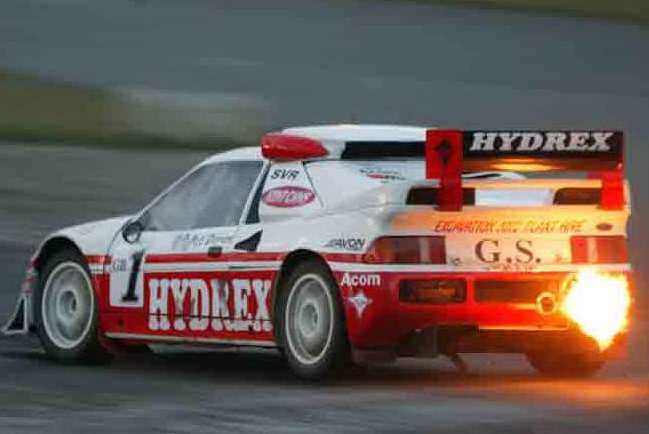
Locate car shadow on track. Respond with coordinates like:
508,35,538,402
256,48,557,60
0,338,513,384
3,336,644,403
0,340,545,391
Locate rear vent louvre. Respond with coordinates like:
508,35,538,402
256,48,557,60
407,188,476,205
342,141,425,159
553,188,601,205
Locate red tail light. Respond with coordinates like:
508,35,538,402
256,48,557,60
363,236,446,264
571,236,628,264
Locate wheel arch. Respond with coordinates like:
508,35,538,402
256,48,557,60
34,236,85,273
272,249,338,324
30,237,89,326
271,248,353,377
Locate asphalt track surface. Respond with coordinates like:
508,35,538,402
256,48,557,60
0,144,648,434
1,1,649,433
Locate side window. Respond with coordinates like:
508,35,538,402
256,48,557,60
197,161,263,228
143,161,263,231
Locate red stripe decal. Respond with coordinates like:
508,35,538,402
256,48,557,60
85,255,112,265
86,252,366,266
321,253,365,263
145,252,285,264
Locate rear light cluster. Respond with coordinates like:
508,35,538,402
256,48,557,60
571,236,628,264
363,236,446,264
400,279,466,304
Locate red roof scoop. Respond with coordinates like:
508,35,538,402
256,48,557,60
261,132,329,161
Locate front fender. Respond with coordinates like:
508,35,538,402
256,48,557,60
2,216,130,335
34,216,131,265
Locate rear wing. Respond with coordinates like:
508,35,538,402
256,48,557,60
425,130,625,211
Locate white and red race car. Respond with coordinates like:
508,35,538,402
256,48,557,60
3,125,633,379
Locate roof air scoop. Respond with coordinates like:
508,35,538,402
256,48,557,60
261,132,329,161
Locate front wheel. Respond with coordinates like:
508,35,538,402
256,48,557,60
276,259,350,380
526,351,605,377
35,249,111,363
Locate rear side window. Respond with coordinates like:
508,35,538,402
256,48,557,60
143,161,263,231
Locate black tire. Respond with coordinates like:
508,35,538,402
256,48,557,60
275,259,350,380
34,248,111,364
526,351,605,378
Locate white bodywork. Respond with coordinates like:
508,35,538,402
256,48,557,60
3,125,631,341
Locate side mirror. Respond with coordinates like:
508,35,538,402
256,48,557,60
122,220,144,244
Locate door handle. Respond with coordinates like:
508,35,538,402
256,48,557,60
207,246,223,258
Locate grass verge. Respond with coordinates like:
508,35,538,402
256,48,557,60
422,0,649,22
0,70,270,150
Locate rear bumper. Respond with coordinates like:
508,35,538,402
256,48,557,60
396,324,626,358
334,268,632,356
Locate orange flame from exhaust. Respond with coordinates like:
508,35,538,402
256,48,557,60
561,270,631,351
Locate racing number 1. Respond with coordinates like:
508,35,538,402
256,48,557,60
122,250,144,303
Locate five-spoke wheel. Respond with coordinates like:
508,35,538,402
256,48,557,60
35,249,110,363
277,259,350,380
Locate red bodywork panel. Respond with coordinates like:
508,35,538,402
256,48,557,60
337,268,631,355
337,270,568,349
89,253,630,355
91,254,280,345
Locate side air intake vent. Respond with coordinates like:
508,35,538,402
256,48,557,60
407,188,476,205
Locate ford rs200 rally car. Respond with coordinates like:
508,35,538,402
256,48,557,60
3,125,633,380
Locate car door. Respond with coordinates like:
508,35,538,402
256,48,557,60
104,159,265,341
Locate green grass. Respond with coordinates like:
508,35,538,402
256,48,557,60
0,71,114,145
423,0,649,22
0,70,266,149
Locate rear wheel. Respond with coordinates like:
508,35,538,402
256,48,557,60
35,249,111,363
276,259,350,380
526,351,605,377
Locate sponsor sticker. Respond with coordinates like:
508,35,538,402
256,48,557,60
324,238,366,251
172,233,232,251
360,167,406,182
468,131,616,153
262,186,315,208
472,238,568,271
148,277,272,333
340,272,381,287
348,290,372,319
110,257,129,273
270,168,300,181
431,218,586,234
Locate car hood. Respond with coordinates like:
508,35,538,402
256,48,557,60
38,215,132,257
